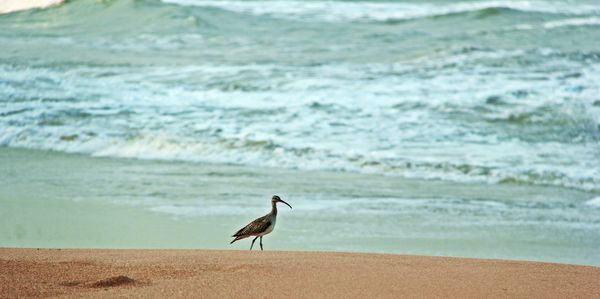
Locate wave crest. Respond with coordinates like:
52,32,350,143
162,0,600,23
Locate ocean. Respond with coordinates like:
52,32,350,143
1,0,599,265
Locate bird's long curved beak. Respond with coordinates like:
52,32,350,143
278,199,292,209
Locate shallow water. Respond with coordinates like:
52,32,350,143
1,148,599,265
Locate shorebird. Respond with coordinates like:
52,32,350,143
230,195,292,251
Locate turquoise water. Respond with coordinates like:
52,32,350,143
1,0,600,264
1,148,599,266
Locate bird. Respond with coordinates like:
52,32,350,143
230,195,292,250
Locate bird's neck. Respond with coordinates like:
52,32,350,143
271,201,278,216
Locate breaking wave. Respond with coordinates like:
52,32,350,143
162,0,600,23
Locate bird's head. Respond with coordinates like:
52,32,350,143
272,195,292,209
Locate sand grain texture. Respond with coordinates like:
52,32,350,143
0,248,599,298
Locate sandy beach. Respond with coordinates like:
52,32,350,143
1,248,599,298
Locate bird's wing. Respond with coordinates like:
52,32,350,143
232,214,271,237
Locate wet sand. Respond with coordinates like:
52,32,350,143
1,248,599,298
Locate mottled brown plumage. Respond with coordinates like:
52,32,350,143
232,215,272,239
230,195,292,250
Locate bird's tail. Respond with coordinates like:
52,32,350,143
230,237,239,244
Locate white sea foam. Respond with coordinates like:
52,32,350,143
544,17,600,28
584,197,600,208
0,0,63,14
1,50,599,191
162,0,600,22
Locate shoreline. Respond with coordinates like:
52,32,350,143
2,147,599,266
0,0,63,14
1,248,599,298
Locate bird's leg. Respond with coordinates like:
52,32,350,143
260,236,263,251
250,236,259,250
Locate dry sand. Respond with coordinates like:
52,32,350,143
0,0,63,14
1,248,599,298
